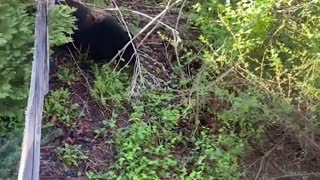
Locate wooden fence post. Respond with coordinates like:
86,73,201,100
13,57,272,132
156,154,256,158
18,0,50,179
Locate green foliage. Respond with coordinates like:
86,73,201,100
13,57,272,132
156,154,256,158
58,144,88,167
193,0,320,98
88,91,246,179
86,171,111,180
0,128,23,179
190,130,244,179
187,0,320,137
93,112,118,137
180,0,320,177
92,92,180,179
0,0,34,133
57,66,80,85
0,1,77,134
0,1,77,177
44,88,80,127
49,4,77,47
92,66,130,106
0,116,24,137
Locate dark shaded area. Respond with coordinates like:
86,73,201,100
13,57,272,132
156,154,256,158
56,0,136,67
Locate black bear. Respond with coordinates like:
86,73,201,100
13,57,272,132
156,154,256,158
55,0,136,67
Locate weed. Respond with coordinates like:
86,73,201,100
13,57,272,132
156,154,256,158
92,65,130,107
44,88,81,127
94,112,118,137
57,66,80,86
86,92,180,179
57,144,87,167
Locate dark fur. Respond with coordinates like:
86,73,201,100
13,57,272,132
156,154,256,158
55,0,136,67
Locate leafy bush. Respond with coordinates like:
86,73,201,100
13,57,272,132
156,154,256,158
187,0,320,177
0,1,76,135
188,0,320,138
193,0,320,98
0,1,34,134
49,4,77,47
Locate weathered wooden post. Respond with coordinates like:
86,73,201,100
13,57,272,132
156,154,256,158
18,0,51,179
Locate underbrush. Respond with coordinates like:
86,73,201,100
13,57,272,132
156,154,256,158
43,0,320,179
2,0,320,179
87,90,246,179
92,65,130,107
86,79,295,179
188,0,320,178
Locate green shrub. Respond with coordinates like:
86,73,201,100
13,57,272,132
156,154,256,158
0,1,76,135
187,0,320,177
49,4,77,47
188,0,320,134
193,0,320,98
0,0,34,134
